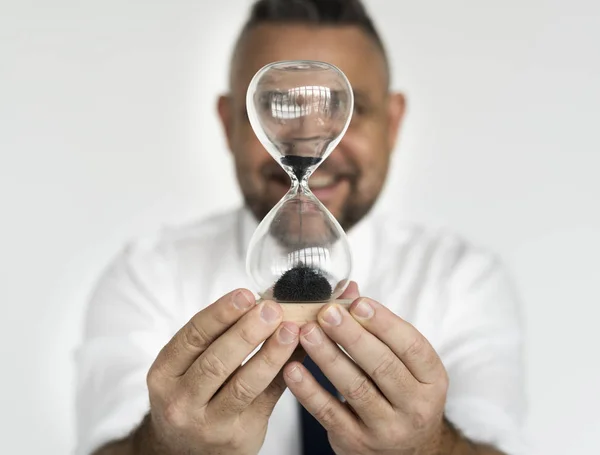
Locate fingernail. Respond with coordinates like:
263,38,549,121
233,290,254,310
302,325,323,345
287,365,303,383
322,305,342,326
260,302,280,324
278,324,299,344
351,299,374,319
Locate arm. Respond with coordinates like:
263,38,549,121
87,289,298,455
77,242,299,455
92,437,133,455
76,242,175,455
93,417,494,455
440,254,526,454
92,414,154,455
445,419,506,455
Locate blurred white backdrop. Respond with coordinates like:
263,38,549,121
1,0,599,454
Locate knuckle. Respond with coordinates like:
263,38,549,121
346,375,375,403
437,369,450,392
212,304,232,326
228,436,246,451
146,365,163,392
421,348,440,372
162,398,189,430
370,352,400,382
314,399,338,428
403,335,426,359
198,428,226,447
373,423,407,447
260,376,287,407
229,375,258,404
237,324,260,349
185,320,212,350
409,401,436,431
260,350,280,371
267,377,287,398
259,339,287,370
328,347,345,368
197,351,228,381
345,330,364,349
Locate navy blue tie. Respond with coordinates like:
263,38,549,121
300,356,336,455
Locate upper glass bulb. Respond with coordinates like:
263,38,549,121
246,60,354,303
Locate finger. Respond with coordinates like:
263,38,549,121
250,344,308,416
210,322,300,416
153,289,256,378
318,303,418,408
250,371,288,419
299,322,393,426
283,361,359,434
348,298,445,384
243,345,307,418
339,281,360,300
181,300,283,406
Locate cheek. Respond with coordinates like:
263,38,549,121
230,127,279,199
344,126,391,198
344,126,390,175
233,129,268,173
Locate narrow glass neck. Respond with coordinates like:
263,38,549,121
289,171,312,193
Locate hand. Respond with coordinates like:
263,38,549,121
283,283,451,455
143,290,300,455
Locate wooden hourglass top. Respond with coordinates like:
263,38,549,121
255,299,355,325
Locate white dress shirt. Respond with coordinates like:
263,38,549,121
75,207,526,455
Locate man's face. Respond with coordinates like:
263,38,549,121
218,24,405,230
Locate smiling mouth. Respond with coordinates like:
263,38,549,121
268,173,343,189
309,174,338,189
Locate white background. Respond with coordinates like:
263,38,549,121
1,1,599,454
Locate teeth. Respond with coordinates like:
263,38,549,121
309,175,336,188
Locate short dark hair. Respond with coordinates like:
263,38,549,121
233,0,390,83
246,0,386,54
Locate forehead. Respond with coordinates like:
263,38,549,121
231,24,387,97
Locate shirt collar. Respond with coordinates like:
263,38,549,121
237,205,375,292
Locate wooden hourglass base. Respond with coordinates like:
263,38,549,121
279,299,354,325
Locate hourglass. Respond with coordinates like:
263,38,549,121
245,60,354,323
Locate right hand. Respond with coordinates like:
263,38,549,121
142,289,299,455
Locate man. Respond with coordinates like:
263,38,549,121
76,1,526,454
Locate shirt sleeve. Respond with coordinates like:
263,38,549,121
439,251,529,455
74,239,179,455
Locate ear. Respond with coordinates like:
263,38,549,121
386,92,406,150
217,94,234,152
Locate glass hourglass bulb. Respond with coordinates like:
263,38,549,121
245,60,354,303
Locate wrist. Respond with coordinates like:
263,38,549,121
440,418,462,455
131,413,164,455
410,417,459,455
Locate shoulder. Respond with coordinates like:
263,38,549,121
118,208,240,263
85,209,241,332
366,214,522,353
368,213,506,291
93,209,240,299
155,209,239,251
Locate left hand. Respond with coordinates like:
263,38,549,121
283,283,451,455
